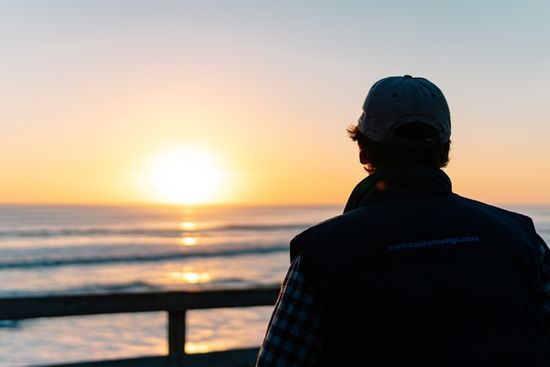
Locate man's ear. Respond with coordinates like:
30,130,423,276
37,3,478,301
359,149,368,164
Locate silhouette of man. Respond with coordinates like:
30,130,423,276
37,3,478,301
257,75,550,366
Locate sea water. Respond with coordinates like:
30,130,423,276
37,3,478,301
0,205,339,366
0,204,549,366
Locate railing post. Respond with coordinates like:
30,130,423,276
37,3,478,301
168,310,186,358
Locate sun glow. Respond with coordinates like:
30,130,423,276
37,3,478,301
147,147,223,205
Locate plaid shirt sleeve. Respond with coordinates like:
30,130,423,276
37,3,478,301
256,255,323,367
537,236,550,326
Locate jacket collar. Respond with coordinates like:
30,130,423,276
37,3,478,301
343,166,452,213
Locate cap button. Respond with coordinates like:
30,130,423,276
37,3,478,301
404,74,413,78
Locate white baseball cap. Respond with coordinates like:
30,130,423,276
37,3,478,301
357,75,451,147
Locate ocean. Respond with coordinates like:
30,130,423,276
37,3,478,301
0,204,340,366
1,204,549,366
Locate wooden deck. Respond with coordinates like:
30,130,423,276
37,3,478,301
0,286,280,367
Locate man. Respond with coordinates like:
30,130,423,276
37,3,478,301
256,75,550,366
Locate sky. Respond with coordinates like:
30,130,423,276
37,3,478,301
1,0,549,206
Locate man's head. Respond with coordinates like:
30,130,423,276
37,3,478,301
349,75,451,173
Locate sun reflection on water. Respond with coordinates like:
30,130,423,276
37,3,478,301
169,270,211,284
185,343,211,354
180,236,198,246
180,221,197,231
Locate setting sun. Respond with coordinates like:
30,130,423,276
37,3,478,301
146,147,223,205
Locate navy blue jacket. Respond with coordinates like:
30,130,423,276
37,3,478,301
291,166,550,366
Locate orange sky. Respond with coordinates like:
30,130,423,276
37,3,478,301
1,1,549,206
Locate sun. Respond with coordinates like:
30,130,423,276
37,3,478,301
147,147,223,205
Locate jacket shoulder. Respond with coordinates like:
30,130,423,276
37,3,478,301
453,194,536,229
290,210,364,261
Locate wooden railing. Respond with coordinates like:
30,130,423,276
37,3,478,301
0,286,280,367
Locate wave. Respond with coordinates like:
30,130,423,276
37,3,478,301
0,320,21,329
71,280,160,293
0,223,309,239
60,280,165,294
0,280,162,298
0,278,270,309
0,244,288,269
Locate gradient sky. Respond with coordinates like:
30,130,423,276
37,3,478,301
1,0,549,205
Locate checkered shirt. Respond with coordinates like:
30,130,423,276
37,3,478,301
538,236,550,322
256,255,323,367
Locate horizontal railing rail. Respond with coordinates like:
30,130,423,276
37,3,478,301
0,286,281,367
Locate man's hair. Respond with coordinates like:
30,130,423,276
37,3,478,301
347,122,450,173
